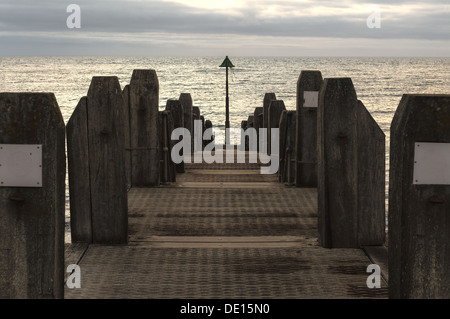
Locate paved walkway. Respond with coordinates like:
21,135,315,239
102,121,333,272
64,157,388,299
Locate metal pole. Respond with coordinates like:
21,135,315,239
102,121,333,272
225,66,230,145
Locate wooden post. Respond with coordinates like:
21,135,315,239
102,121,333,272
180,93,193,134
253,108,263,131
253,107,263,152
263,93,277,129
204,120,214,147
295,70,323,187
279,110,297,185
0,93,65,298
122,85,132,188
357,100,385,246
241,120,248,151
129,69,160,187
193,106,200,122
268,100,286,155
86,76,128,244
317,78,385,248
159,110,176,183
166,99,185,173
389,94,450,299
179,93,193,156
67,97,91,243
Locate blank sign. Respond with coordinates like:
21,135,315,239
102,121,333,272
303,91,319,108
413,142,450,185
0,144,42,187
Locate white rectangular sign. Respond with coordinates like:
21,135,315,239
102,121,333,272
303,91,319,107
0,144,43,187
413,142,450,185
303,91,319,108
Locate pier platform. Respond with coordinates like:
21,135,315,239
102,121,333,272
64,155,388,299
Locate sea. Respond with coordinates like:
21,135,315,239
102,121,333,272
1,56,449,242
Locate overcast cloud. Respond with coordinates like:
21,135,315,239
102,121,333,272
0,0,448,56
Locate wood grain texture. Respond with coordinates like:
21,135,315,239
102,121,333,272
87,76,128,244
159,110,176,183
388,94,450,299
122,85,132,188
357,100,385,246
268,100,285,155
317,78,359,248
67,97,92,243
279,110,296,184
179,93,193,134
317,78,386,249
263,93,276,129
129,70,160,186
166,99,185,173
295,70,323,187
0,93,65,298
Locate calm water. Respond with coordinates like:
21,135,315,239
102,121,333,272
1,56,449,241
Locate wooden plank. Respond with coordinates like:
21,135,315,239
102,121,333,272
87,76,128,244
129,69,160,186
64,243,89,269
67,97,92,243
0,92,65,298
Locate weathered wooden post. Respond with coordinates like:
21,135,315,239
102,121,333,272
192,106,201,151
247,115,254,129
295,70,323,187
241,120,248,151
263,93,277,129
180,93,193,133
122,85,132,188
159,110,176,183
204,119,214,147
67,76,128,244
67,97,91,243
317,78,385,248
253,107,263,131
193,106,200,122
0,93,65,298
268,100,286,155
128,69,160,186
88,76,128,244
166,99,185,173
179,93,193,156
389,94,450,299
279,110,296,185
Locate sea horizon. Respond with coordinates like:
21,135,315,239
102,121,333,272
1,55,449,243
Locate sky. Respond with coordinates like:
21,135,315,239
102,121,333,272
0,0,449,56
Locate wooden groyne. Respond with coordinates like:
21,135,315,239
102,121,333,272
0,67,449,300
